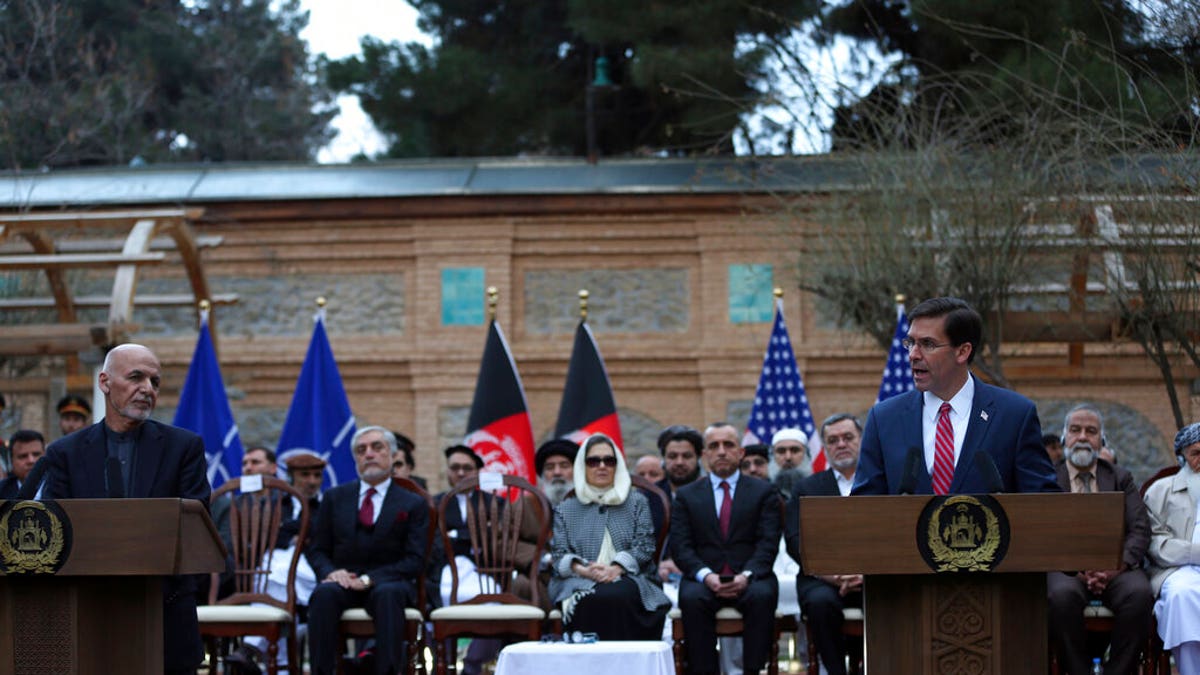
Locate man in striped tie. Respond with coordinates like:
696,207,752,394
852,297,1058,496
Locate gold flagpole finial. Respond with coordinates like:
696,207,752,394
487,286,499,321
579,289,589,321
198,299,211,312
774,287,783,300
895,294,906,304
316,296,327,309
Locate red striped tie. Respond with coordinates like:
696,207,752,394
932,402,955,495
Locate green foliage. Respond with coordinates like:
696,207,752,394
323,0,814,157
0,0,334,169
823,0,1199,149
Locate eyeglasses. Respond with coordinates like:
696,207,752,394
448,463,477,473
585,456,618,468
901,337,952,353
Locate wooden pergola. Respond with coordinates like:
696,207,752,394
0,208,237,374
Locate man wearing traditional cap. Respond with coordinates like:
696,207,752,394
535,438,577,506
56,394,92,437
739,443,772,481
771,428,811,478
227,450,329,675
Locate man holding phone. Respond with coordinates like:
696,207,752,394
670,422,781,675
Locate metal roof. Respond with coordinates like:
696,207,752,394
0,157,864,207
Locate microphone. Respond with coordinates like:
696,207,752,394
898,447,922,495
16,456,48,500
106,457,126,498
973,451,1004,494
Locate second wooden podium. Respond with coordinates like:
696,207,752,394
798,492,1123,674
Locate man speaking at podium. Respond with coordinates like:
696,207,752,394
852,297,1058,496
42,343,211,675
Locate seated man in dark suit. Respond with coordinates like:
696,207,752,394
1047,404,1152,675
306,426,429,675
785,413,865,675
0,429,44,499
671,422,780,675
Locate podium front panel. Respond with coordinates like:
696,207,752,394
799,493,1123,575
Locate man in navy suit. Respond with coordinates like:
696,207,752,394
41,344,211,675
852,297,1058,496
306,426,429,675
785,413,865,675
671,422,781,675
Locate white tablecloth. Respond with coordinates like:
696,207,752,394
495,640,674,675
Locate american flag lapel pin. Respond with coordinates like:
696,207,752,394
980,411,989,422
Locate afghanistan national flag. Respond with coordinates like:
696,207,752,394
277,306,357,488
174,306,244,489
743,298,821,470
877,300,916,403
554,320,622,450
464,319,537,481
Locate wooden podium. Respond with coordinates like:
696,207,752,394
0,499,225,675
798,493,1124,674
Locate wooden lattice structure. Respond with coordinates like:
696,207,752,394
0,208,237,372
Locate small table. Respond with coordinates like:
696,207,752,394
494,640,674,675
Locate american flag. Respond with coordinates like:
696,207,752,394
877,301,915,403
743,299,820,468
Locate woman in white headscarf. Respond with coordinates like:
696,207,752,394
549,433,670,639
1145,422,1200,673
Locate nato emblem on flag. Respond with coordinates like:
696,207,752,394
277,307,356,489
743,298,818,463
464,319,536,481
877,302,916,403
173,308,244,489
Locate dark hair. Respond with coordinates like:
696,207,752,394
819,413,862,439
400,446,416,469
657,425,703,456
245,446,276,463
743,443,770,459
393,431,415,453
1041,433,1061,447
9,429,44,447
444,444,484,468
908,297,982,364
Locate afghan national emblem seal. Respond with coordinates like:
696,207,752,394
916,494,1010,573
0,500,71,574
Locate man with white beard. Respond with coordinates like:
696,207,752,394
535,439,578,506
1047,404,1152,675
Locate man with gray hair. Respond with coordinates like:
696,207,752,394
306,425,429,675
42,343,210,675
1047,404,1152,675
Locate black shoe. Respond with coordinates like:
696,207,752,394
225,645,264,675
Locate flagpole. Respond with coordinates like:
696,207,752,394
488,286,499,322
578,289,589,322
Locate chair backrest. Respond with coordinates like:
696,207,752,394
1141,464,1181,496
630,473,671,564
392,475,436,612
209,476,309,611
439,474,551,607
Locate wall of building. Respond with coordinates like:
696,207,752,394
2,190,1192,488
